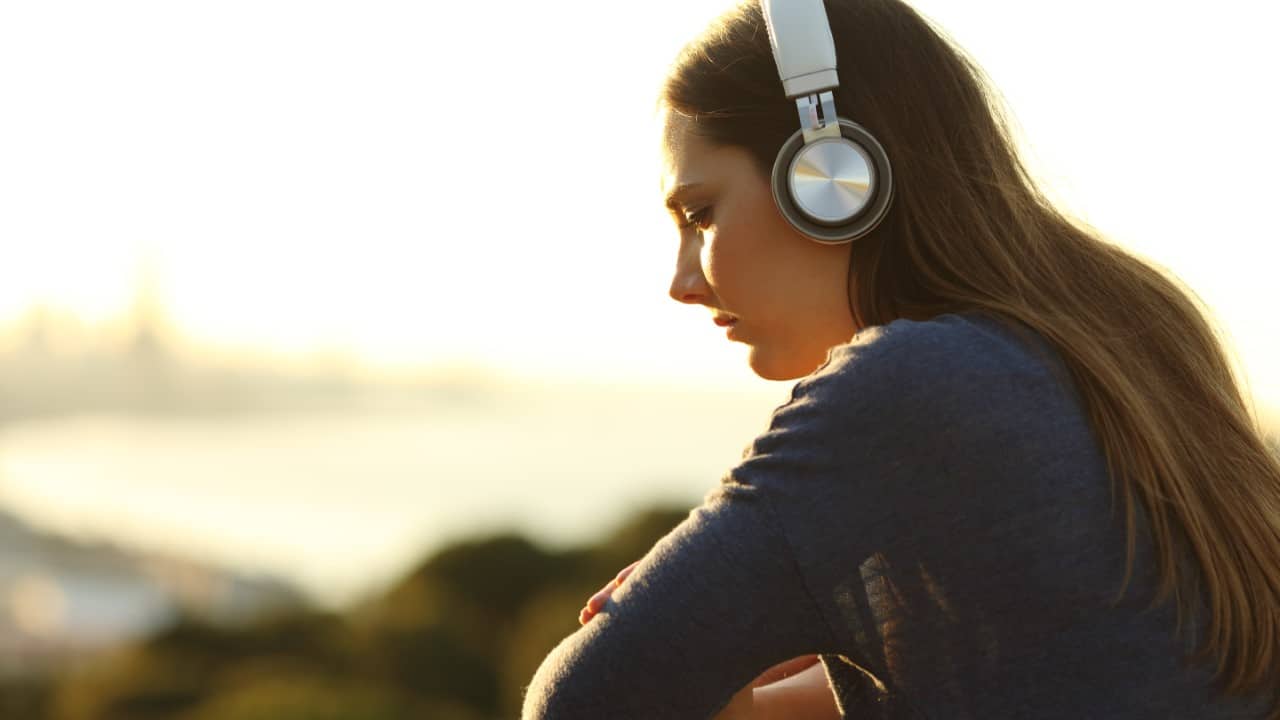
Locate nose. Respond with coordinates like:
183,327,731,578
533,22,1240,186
668,238,711,305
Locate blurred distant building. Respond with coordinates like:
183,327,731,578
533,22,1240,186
0,268,501,423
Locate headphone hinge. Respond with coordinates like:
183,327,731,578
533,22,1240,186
797,91,842,144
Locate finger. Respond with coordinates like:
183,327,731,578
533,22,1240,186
583,578,616,611
615,560,641,583
586,580,620,613
582,560,642,618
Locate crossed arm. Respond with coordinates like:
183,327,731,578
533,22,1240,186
520,351,901,718
579,561,841,720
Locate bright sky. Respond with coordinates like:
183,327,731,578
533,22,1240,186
2,0,1277,411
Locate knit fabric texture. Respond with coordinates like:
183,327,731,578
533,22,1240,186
521,311,1270,719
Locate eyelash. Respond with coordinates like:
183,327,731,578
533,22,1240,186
680,207,714,231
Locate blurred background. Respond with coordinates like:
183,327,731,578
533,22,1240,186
1,0,1277,717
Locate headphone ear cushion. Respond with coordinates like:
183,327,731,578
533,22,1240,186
771,119,894,244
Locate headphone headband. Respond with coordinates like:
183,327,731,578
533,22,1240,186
761,0,894,244
761,0,840,97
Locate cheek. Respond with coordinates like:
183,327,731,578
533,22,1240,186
699,233,721,278
703,209,786,291
700,228,752,294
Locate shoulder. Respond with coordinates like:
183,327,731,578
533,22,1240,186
727,309,1081,503
835,310,1055,378
721,310,1077,534
774,310,1067,438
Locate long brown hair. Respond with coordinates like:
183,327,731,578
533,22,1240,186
663,0,1280,713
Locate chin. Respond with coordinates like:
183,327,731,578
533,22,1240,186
746,346,822,382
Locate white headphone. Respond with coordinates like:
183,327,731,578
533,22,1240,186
761,0,894,244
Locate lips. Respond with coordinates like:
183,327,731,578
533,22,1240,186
713,315,738,327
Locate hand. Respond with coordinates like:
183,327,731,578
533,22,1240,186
578,560,640,625
710,655,822,720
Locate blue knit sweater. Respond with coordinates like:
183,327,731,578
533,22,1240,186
521,311,1270,719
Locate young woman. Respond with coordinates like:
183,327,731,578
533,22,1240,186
523,0,1280,717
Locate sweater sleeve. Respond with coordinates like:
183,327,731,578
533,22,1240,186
518,380,913,716
519,465,838,719
519,329,929,719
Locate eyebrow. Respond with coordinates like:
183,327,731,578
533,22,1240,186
664,183,705,214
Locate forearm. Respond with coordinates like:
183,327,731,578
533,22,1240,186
521,488,834,719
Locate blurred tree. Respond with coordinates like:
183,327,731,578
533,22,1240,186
174,672,479,720
349,534,582,715
50,610,351,720
500,587,591,716
498,506,690,716
0,676,54,719
590,506,690,574
43,504,697,720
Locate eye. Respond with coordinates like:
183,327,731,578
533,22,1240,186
679,206,714,232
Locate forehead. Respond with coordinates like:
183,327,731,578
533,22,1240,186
657,106,714,196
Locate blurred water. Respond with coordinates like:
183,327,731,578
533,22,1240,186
0,381,789,608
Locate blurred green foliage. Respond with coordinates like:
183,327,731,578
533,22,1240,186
9,437,1280,718
28,505,689,720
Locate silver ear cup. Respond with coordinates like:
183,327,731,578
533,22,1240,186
771,119,894,244
790,138,874,224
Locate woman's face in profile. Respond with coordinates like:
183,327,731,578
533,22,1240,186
659,106,859,381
